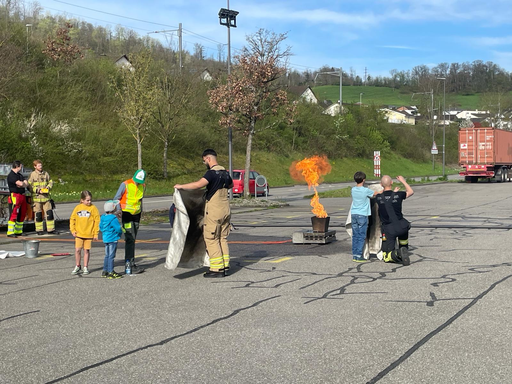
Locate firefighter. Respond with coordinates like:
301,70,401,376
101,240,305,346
375,175,414,266
174,149,234,278
7,160,29,238
28,160,55,235
114,169,146,274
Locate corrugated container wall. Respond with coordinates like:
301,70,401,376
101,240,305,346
459,127,512,166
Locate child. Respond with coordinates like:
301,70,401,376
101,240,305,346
69,190,100,275
350,171,378,262
99,200,123,279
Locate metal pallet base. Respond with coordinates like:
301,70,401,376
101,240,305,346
292,230,336,244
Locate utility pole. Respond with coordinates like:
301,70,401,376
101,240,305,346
437,77,446,177
315,67,343,114
148,23,182,72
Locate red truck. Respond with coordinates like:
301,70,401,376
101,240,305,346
459,127,512,183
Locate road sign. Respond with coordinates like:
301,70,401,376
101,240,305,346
431,142,438,155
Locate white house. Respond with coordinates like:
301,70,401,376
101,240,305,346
381,108,416,125
114,55,134,72
288,86,318,104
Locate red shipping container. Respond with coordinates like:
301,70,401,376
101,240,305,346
459,127,512,166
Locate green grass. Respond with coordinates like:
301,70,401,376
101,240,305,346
312,85,508,110
50,152,459,203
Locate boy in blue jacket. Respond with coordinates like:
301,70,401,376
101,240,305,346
100,200,123,279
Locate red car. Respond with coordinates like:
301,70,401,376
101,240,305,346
231,170,269,197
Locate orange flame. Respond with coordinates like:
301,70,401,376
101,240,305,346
290,155,332,218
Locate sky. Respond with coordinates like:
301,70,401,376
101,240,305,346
32,0,512,78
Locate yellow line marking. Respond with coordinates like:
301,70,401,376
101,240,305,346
266,257,293,263
39,255,53,259
142,257,158,261
430,216,439,218
136,254,149,257
285,215,301,218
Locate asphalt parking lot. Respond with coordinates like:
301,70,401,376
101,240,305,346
2,181,512,383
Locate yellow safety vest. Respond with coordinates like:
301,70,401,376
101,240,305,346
120,179,144,214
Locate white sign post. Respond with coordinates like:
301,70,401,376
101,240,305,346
373,151,381,177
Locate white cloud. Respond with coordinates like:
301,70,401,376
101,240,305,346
379,45,422,51
470,36,512,47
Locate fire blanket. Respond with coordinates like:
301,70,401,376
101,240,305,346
165,189,209,270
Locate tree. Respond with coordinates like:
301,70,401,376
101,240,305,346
42,22,83,65
152,72,194,178
208,29,291,197
110,49,158,169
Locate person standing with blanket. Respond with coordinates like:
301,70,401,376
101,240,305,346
174,149,233,278
375,175,414,266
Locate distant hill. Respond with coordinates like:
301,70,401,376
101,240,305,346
312,85,489,110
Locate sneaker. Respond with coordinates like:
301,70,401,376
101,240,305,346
82,267,90,275
107,271,122,279
7,234,17,238
71,265,81,275
36,231,44,236
101,270,109,278
400,248,410,266
353,257,368,263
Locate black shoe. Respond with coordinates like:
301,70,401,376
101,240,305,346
130,265,145,274
400,247,410,266
203,270,225,278
7,234,17,238
47,230,58,235
219,267,230,276
37,231,44,236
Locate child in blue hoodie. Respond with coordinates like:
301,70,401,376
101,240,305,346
99,200,123,279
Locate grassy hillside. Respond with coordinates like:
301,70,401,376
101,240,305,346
313,85,498,110
50,151,459,202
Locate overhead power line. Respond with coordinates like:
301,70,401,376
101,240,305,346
53,0,179,28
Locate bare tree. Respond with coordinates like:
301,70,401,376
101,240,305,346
110,50,158,169
152,72,194,178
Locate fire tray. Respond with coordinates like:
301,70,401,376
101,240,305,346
292,230,336,244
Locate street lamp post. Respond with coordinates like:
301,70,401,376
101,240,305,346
314,67,343,114
437,77,446,177
219,3,239,199
25,23,32,55
412,90,434,170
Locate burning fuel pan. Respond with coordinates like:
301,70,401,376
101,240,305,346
292,230,336,244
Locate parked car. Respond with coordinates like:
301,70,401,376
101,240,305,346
231,170,269,197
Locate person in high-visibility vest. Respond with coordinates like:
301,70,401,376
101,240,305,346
7,160,29,238
28,159,55,235
174,149,233,278
114,169,146,274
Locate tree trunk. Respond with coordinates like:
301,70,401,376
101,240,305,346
243,124,254,198
137,129,142,169
163,138,168,178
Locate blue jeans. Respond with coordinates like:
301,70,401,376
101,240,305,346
351,214,368,257
103,242,118,272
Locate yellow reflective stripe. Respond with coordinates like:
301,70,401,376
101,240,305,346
124,222,132,229
383,252,393,263
398,240,408,245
